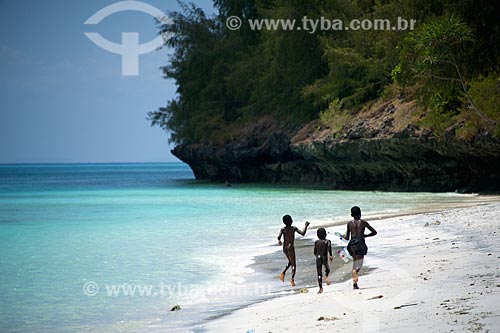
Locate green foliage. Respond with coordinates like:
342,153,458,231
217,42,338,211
303,0,402,112
305,46,384,110
148,3,237,144
442,0,500,75
149,0,500,144
395,12,500,131
319,99,351,134
467,73,500,135
149,0,326,144
390,64,401,84
396,16,474,110
418,108,458,137
319,98,341,126
414,16,473,65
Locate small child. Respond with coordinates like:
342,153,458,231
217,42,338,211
314,228,333,293
345,206,377,289
277,215,310,286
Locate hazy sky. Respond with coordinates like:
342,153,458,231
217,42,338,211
0,0,215,163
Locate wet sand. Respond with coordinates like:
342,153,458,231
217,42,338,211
250,238,355,290
204,202,500,332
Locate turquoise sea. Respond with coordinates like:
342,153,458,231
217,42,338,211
0,163,487,332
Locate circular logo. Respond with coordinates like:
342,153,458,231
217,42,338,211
226,16,242,30
83,281,99,296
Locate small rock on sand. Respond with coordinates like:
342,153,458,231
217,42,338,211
317,316,339,321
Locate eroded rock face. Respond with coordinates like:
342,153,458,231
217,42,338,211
289,131,500,191
172,117,296,183
172,103,500,192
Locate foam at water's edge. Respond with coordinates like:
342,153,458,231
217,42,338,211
199,195,500,332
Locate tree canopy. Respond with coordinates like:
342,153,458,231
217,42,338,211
149,0,500,144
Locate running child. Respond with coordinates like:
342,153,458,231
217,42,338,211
344,206,377,289
314,227,333,293
277,215,310,286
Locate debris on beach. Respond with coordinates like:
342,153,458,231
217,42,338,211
317,316,339,321
366,295,383,300
300,288,309,294
424,220,442,226
170,304,181,311
394,303,418,309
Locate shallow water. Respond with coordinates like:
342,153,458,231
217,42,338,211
0,163,488,332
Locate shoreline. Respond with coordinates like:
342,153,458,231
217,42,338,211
173,194,500,332
202,200,500,332
310,194,500,230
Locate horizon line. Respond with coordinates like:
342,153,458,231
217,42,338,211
0,161,184,166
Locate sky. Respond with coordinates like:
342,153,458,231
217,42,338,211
0,0,216,163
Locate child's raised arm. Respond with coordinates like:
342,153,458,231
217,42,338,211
296,221,310,236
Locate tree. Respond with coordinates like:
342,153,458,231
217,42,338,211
395,16,495,125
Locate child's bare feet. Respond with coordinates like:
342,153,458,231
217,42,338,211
290,279,296,287
279,272,285,282
352,269,359,284
325,276,330,286
317,288,323,294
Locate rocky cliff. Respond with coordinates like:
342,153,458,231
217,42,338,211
172,100,500,192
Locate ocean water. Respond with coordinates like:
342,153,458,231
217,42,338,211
0,163,487,332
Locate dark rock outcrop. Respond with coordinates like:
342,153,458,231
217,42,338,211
172,102,500,192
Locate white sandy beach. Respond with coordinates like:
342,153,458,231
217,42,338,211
204,202,500,332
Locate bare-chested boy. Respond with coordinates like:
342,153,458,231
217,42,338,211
344,206,377,289
277,215,310,286
314,228,333,293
